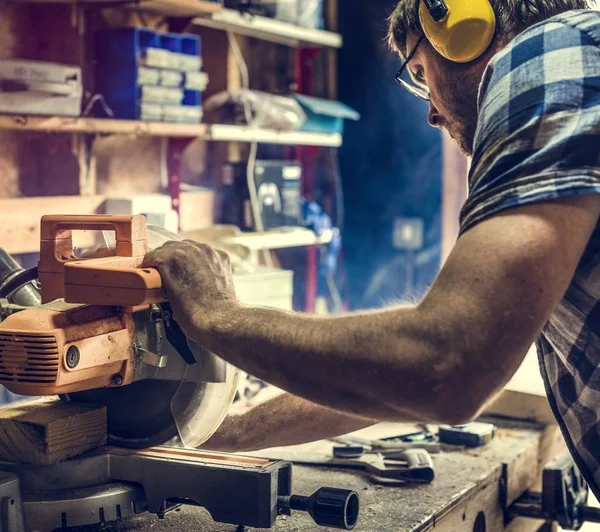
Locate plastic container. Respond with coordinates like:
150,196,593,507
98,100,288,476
94,27,204,122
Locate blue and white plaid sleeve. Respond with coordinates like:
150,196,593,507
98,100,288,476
459,12,600,235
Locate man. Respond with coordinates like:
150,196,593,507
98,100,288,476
143,0,600,499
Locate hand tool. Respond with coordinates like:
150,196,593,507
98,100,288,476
251,447,435,485
331,433,441,453
438,422,496,448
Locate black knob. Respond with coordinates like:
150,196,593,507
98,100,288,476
282,487,359,530
423,0,448,21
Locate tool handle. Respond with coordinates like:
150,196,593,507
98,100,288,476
38,214,164,306
281,488,359,530
394,449,435,483
581,506,600,523
40,214,148,252
64,256,165,306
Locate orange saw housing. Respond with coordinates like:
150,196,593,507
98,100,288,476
0,215,166,396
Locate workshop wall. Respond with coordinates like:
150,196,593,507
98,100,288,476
0,4,82,197
338,0,443,310
0,6,174,199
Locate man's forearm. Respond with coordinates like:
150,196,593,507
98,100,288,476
191,304,457,422
203,393,377,452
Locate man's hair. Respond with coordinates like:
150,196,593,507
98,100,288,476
388,0,591,56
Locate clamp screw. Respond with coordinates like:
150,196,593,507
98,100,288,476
112,374,123,386
66,346,80,369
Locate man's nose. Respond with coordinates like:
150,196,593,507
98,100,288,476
428,103,441,127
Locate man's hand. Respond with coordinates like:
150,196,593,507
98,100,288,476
142,241,239,337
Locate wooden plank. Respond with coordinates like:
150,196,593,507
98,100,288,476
441,132,469,263
133,0,222,17
0,399,106,465
483,389,555,426
0,191,213,254
179,189,215,231
0,195,106,254
190,8,343,48
222,227,333,250
7,0,222,17
0,116,210,137
0,116,342,146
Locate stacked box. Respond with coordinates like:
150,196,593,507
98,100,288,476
94,28,209,123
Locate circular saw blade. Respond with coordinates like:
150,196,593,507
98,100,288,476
64,379,186,448
62,225,239,449
63,369,239,449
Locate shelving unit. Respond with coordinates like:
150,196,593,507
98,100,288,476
8,0,342,48
8,0,223,17
223,227,334,250
190,8,342,48
0,0,341,313
0,116,342,147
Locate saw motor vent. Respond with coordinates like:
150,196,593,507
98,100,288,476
0,333,59,384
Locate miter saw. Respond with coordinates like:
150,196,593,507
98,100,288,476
0,214,359,532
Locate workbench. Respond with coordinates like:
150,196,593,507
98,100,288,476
70,421,565,532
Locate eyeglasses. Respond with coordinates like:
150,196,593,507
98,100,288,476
395,34,430,101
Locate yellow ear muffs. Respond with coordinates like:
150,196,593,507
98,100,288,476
418,0,496,63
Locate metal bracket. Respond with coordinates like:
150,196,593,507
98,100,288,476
509,452,600,530
159,302,199,365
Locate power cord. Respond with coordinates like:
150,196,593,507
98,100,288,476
227,31,273,267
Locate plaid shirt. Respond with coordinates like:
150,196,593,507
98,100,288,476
458,10,600,498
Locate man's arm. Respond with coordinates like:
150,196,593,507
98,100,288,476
144,194,600,424
203,392,378,452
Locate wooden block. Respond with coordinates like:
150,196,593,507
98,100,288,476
483,388,556,426
0,399,107,465
179,189,215,231
0,195,107,255
0,192,213,254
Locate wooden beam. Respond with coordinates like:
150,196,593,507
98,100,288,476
7,0,222,17
0,117,342,147
0,195,106,254
441,132,469,263
190,8,343,49
179,189,215,231
483,389,556,426
0,399,106,465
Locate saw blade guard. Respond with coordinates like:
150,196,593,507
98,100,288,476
104,224,240,448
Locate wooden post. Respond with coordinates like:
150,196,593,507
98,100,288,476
441,132,469,262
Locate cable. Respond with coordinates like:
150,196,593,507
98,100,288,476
326,147,344,231
0,267,39,300
326,272,343,313
226,32,252,125
227,31,273,267
82,93,115,118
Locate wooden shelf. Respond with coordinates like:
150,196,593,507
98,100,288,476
0,116,342,147
132,0,222,17
8,0,223,18
223,227,334,250
7,1,340,47
191,8,342,48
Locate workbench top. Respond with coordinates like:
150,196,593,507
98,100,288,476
74,422,565,532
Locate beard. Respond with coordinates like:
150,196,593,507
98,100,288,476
446,118,477,157
436,65,481,157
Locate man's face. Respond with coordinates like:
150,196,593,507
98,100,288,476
404,32,493,156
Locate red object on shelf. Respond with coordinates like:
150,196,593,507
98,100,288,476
295,47,323,313
167,138,191,230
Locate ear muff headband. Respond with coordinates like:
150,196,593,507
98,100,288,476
418,0,496,63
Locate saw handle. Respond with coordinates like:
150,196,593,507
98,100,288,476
38,214,165,306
